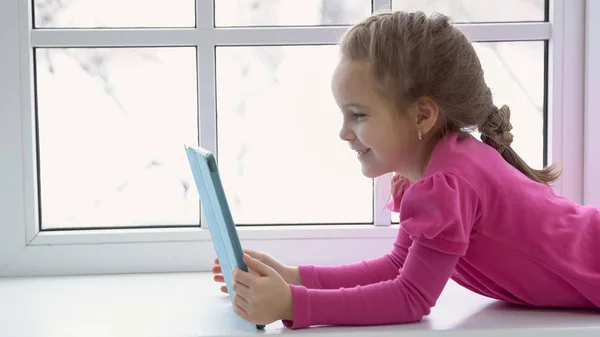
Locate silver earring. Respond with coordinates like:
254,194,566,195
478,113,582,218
418,130,423,140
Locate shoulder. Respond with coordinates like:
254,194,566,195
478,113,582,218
426,131,502,176
402,171,482,220
386,133,488,213
399,171,482,256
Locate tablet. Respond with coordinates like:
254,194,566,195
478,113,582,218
184,145,265,330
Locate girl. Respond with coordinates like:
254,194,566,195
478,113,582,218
212,10,600,329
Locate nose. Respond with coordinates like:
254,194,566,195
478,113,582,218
339,121,355,141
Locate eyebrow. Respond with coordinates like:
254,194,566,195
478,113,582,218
342,103,369,110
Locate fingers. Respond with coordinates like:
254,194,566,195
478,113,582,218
243,254,275,277
243,249,268,264
249,268,260,277
213,257,228,294
232,268,256,287
232,280,251,299
233,292,251,323
243,248,260,257
233,294,250,321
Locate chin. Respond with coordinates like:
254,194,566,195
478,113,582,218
361,167,385,179
362,173,378,179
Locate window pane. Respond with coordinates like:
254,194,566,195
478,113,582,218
36,48,199,229
216,46,373,225
215,0,371,27
34,0,195,28
391,0,545,23
393,41,545,223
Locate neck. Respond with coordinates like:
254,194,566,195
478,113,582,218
405,133,441,183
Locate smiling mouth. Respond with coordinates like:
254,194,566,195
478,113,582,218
356,149,371,155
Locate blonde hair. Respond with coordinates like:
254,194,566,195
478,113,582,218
339,11,560,185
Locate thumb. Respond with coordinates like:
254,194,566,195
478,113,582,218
244,253,275,277
243,248,263,261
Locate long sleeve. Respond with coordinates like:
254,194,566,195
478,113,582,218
297,229,412,289
283,242,460,329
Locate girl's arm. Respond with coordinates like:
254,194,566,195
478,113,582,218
283,241,459,329
296,228,412,289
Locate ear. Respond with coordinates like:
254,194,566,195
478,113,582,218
413,96,439,136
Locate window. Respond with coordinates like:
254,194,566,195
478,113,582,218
585,0,600,207
0,0,585,277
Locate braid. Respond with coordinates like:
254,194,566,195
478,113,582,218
479,105,514,154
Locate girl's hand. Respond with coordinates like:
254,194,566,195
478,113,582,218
212,249,301,294
231,253,294,325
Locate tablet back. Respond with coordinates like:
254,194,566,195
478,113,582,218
184,145,248,296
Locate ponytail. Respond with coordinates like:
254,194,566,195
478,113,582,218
479,105,561,185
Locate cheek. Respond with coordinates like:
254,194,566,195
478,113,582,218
383,127,414,158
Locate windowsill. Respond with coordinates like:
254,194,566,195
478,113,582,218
1,225,400,278
1,272,598,337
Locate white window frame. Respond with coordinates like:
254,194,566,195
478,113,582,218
584,0,600,207
0,0,585,277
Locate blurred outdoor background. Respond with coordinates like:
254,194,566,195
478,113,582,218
33,0,545,228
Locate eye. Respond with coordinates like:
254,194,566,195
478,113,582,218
352,112,366,120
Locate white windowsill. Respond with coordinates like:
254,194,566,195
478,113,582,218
1,225,400,278
1,272,598,337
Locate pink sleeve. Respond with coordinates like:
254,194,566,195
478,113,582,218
297,229,412,289
297,174,413,290
283,242,460,329
399,172,480,255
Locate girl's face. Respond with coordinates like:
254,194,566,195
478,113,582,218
331,59,429,181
